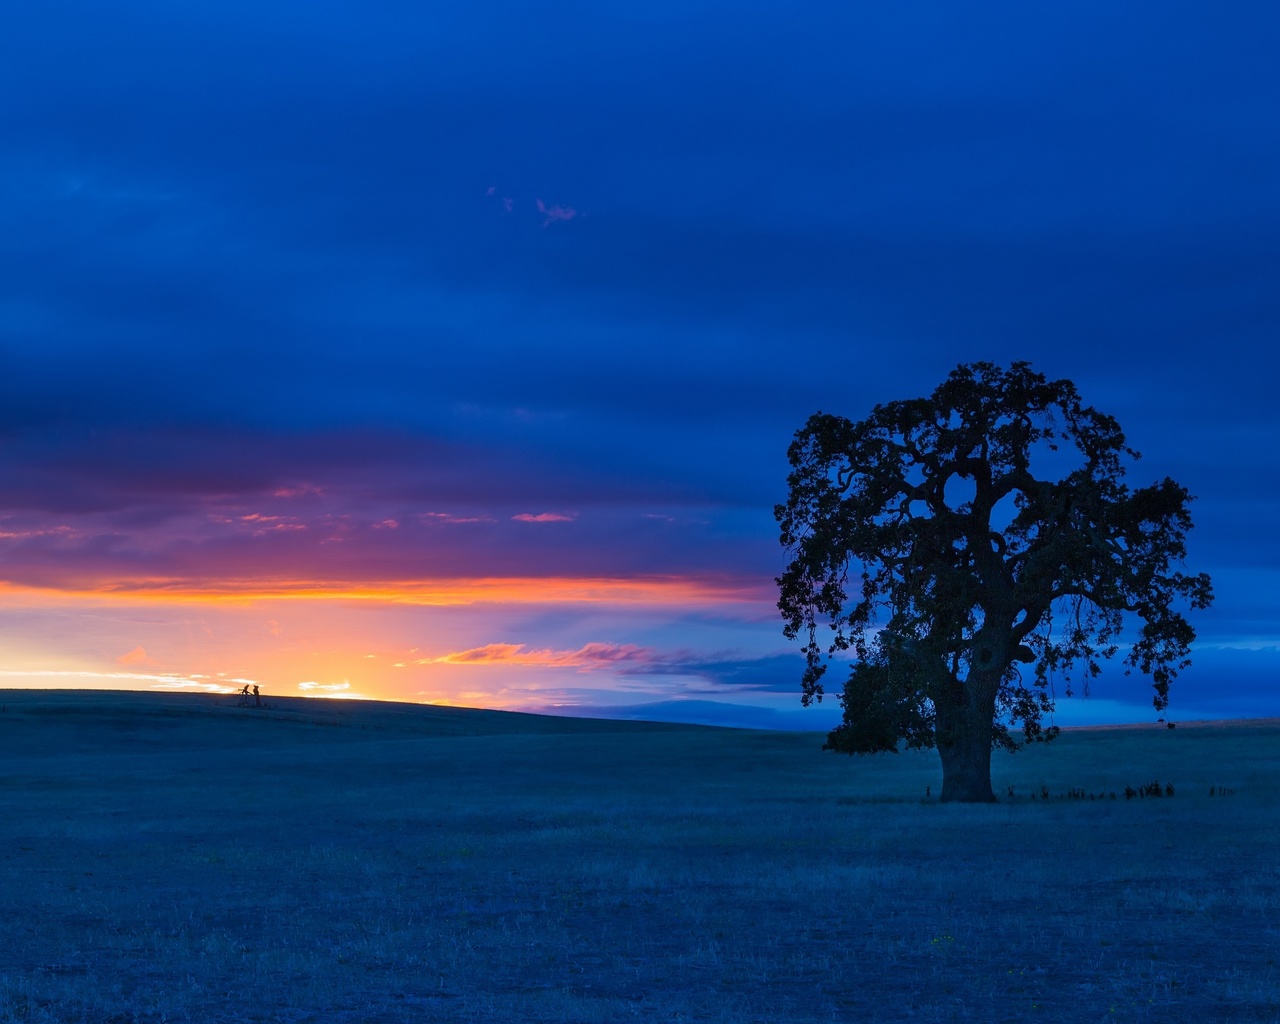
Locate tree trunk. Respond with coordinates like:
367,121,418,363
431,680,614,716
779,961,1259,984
934,674,998,803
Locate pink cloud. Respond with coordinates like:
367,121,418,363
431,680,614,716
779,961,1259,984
236,512,307,536
536,198,577,227
272,484,324,498
0,524,80,540
433,642,651,669
512,512,576,523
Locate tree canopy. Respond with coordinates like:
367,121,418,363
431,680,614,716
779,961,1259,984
775,361,1213,801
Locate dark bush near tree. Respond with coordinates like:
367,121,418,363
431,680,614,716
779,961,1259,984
776,361,1213,802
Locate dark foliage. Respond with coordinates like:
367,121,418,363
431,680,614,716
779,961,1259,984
776,361,1213,801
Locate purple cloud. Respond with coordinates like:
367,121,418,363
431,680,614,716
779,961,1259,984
536,198,577,227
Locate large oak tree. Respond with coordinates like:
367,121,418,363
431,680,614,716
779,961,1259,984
776,362,1213,802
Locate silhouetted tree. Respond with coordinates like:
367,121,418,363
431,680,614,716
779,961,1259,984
776,362,1213,802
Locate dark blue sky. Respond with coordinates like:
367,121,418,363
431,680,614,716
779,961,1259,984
1,2,1277,725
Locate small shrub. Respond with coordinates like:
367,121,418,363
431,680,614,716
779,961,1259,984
1126,780,1170,798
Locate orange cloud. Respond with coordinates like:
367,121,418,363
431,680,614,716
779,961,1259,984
116,645,148,666
0,575,773,608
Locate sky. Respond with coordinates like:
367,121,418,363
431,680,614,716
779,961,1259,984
1,2,1277,730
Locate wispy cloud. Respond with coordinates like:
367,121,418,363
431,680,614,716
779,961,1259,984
297,680,364,699
418,512,496,525
116,645,148,666
427,643,803,695
0,525,81,541
486,185,514,212
512,512,576,523
433,641,651,668
0,575,774,607
0,668,239,693
536,198,577,227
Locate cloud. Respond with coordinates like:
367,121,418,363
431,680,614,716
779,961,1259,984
298,680,351,692
0,525,81,541
433,641,651,668
116,645,149,666
296,680,365,698
512,512,576,523
0,575,774,610
486,185,514,212
240,513,306,535
429,645,809,694
536,198,577,227
152,681,238,694
428,643,805,695
0,668,236,693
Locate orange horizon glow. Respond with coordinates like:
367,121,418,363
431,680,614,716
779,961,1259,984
0,574,774,608
0,569,787,720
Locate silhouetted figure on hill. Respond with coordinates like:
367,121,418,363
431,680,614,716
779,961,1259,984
238,684,252,707
253,685,262,708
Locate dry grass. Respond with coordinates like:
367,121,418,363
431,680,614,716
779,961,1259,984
1,690,1278,1022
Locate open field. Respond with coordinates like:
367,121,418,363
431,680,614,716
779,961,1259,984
1,691,1278,1023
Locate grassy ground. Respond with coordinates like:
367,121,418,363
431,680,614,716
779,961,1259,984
1,690,1278,1023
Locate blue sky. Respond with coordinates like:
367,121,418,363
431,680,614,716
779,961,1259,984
0,2,1276,728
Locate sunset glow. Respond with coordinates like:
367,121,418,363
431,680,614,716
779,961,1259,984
0,569,801,722
0,575,771,607
1,3,1277,728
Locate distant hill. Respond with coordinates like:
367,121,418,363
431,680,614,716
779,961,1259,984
0,688,722,740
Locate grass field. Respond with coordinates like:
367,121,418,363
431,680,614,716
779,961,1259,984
1,690,1278,1023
